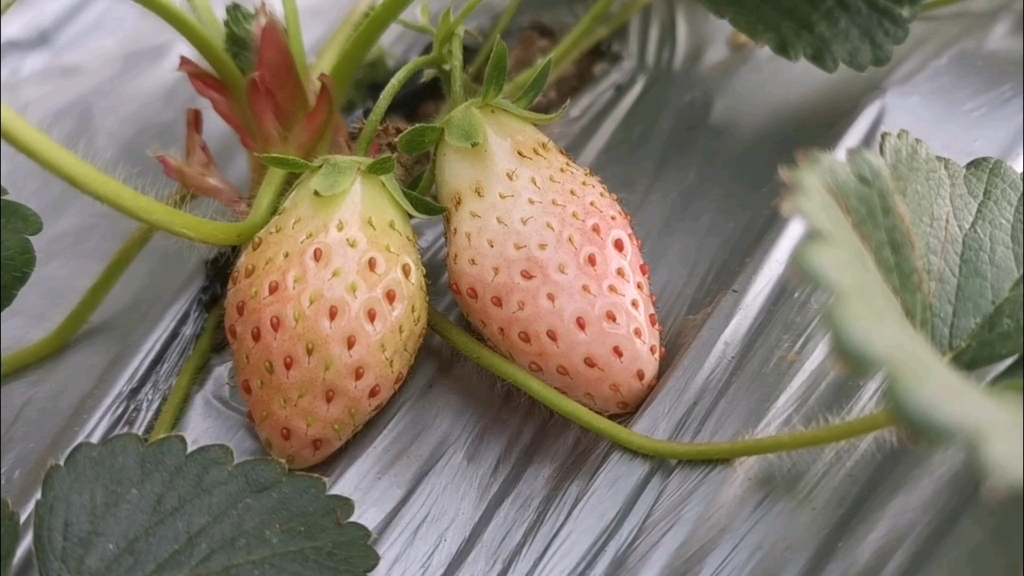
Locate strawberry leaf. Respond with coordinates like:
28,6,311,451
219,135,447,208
310,158,360,197
783,142,1023,493
33,434,379,576
511,58,552,109
442,104,485,149
380,174,445,219
1,186,43,313
397,124,444,156
701,0,924,73
258,154,318,172
364,154,397,176
1,499,16,576
480,38,509,104
223,2,257,75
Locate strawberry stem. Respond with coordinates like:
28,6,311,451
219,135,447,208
466,0,524,79
1,191,192,379
135,0,246,103
448,31,467,105
1,103,290,246
149,303,225,441
282,0,311,84
184,0,225,43
428,307,898,460
354,54,440,157
311,0,376,80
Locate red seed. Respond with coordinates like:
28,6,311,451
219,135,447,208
369,257,379,273
228,324,237,340
636,369,646,381
368,308,377,324
520,270,535,280
466,287,479,300
528,362,543,373
606,311,618,324
280,427,291,441
546,329,558,342
616,401,630,411
313,247,323,262
347,335,356,351
246,410,255,423
613,238,625,253
325,389,335,403
592,223,601,236
616,267,627,278
556,365,570,376
450,282,461,295
268,280,279,296
634,327,643,339
251,327,261,343
649,313,658,327
613,346,624,359
650,344,658,356
631,299,640,310
386,289,397,306
236,301,245,316
490,296,503,308
402,263,412,278
394,372,406,386
660,346,667,360
270,316,280,333
547,293,556,304
240,380,252,395
329,305,339,322
587,253,598,267
640,263,650,277
518,331,531,343
355,367,366,381
369,384,381,399
313,439,323,451
584,357,597,368
576,317,587,332
283,356,293,371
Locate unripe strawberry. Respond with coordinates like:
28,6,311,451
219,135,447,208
224,155,439,468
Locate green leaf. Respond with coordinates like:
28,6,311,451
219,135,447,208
33,434,379,576
490,99,567,126
480,38,509,103
442,104,486,149
258,154,318,172
364,154,397,176
396,18,435,35
784,147,1023,492
223,2,257,75
700,0,925,73
1,499,17,576
379,174,445,219
512,58,552,109
397,124,444,156
310,158,360,197
1,186,43,313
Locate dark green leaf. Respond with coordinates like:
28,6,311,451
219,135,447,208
490,99,567,126
311,158,360,197
442,104,486,149
364,154,397,176
258,154,318,172
33,434,379,576
379,174,444,219
403,187,446,217
950,276,1023,369
397,124,444,156
784,147,1023,492
223,2,257,74
1,186,43,313
700,0,925,72
1,499,17,576
512,58,552,109
480,38,509,103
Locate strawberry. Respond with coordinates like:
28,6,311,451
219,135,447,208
224,154,442,468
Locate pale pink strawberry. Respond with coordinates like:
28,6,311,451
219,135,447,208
225,164,428,469
434,105,662,416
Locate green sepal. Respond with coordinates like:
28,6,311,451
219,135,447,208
364,154,397,176
379,174,446,219
397,124,444,156
442,103,486,149
512,58,553,109
258,154,319,172
480,38,509,103
310,158,361,197
490,98,568,125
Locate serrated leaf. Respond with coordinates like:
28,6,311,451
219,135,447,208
364,154,397,176
397,124,444,156
785,148,1023,492
33,434,379,576
490,99,567,126
258,154,318,172
1,499,17,576
379,174,444,219
442,104,486,149
223,2,257,75
701,0,924,73
1,186,43,313
480,38,509,103
512,58,552,109
311,158,360,196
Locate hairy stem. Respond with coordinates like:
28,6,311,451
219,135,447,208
133,0,245,102
185,0,225,43
1,104,290,246
1,193,191,379
282,0,310,82
561,0,654,77
321,0,418,106
428,307,897,460
504,0,618,97
467,0,524,78
149,303,225,441
449,31,466,104
312,0,375,78
355,54,438,156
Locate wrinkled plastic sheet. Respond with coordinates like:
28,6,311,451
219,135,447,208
2,0,1023,574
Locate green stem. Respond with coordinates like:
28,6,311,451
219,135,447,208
466,0,524,78
149,303,225,441
560,0,654,77
504,0,617,97
428,307,897,460
1,103,289,246
1,0,18,16
920,0,966,11
1,192,192,380
133,0,245,102
282,0,310,82
185,0,225,43
312,0,375,77
322,0,418,107
449,31,466,104
355,54,439,157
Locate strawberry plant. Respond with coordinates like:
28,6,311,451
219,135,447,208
1,0,1020,573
